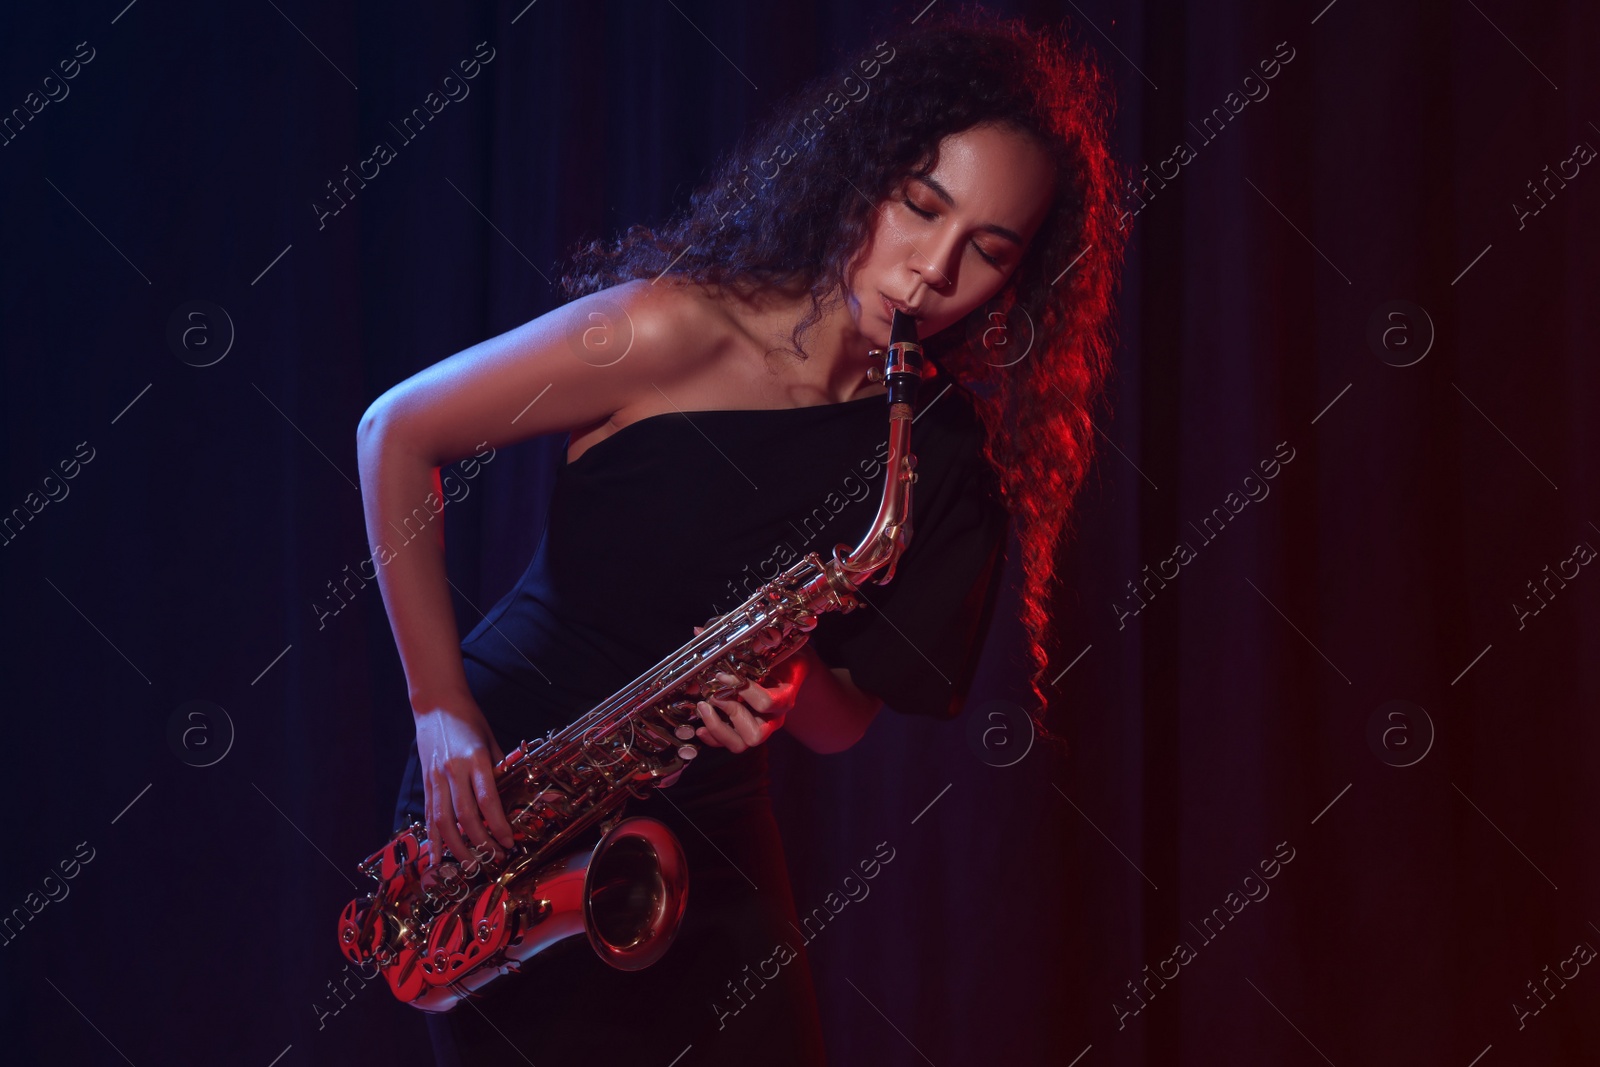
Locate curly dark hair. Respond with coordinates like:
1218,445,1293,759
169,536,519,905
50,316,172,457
559,5,1127,747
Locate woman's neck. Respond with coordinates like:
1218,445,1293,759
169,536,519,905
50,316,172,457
723,278,880,404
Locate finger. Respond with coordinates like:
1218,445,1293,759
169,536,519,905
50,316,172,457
736,698,782,743
429,788,473,869
719,671,771,714
710,687,763,725
694,710,724,747
717,698,767,746
695,700,727,746
698,700,746,753
447,768,497,859
427,819,446,869
474,759,516,849
729,703,771,748
422,780,441,870
423,787,447,869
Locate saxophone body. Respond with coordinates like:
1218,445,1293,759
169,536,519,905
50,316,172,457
338,311,929,1012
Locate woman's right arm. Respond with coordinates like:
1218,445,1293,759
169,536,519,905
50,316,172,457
354,279,713,867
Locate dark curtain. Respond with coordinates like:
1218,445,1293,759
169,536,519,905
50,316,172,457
2,1,1595,1064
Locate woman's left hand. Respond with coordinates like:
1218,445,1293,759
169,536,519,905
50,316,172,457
685,625,806,753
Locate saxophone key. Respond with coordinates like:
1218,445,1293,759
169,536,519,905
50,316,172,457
632,720,678,750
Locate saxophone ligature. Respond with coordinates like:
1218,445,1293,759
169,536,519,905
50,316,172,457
337,310,930,1012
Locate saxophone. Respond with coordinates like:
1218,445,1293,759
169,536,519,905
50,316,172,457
337,310,929,1012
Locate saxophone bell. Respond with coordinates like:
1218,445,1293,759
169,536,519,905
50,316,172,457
581,814,690,971
341,814,688,1013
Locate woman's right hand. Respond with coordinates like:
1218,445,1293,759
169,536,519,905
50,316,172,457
413,699,517,870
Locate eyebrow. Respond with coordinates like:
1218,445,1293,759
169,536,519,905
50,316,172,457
914,174,1026,245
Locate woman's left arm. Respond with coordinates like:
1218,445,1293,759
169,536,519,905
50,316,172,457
781,643,884,754
689,633,883,755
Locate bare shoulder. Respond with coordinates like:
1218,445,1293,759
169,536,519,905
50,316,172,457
563,277,763,460
357,275,745,469
585,276,739,374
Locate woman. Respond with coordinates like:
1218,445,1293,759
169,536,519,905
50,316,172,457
357,11,1123,1065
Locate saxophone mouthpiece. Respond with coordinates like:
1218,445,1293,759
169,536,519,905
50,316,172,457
889,308,919,346
885,309,925,407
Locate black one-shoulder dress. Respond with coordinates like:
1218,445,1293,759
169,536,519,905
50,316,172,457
392,362,1010,1066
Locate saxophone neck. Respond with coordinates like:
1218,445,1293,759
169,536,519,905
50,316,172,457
835,309,927,586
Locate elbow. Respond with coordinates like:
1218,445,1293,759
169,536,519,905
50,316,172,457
358,388,455,469
357,396,389,455
355,395,427,486
357,389,402,451
356,392,425,466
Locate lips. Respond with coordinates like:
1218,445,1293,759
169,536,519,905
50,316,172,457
880,293,920,321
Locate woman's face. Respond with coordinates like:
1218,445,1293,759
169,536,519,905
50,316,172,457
846,123,1056,346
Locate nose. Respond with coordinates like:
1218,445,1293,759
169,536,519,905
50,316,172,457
908,231,959,292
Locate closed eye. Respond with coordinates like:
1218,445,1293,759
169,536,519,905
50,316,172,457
900,197,1003,268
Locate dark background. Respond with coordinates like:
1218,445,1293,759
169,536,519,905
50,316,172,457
2,1,1596,1064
